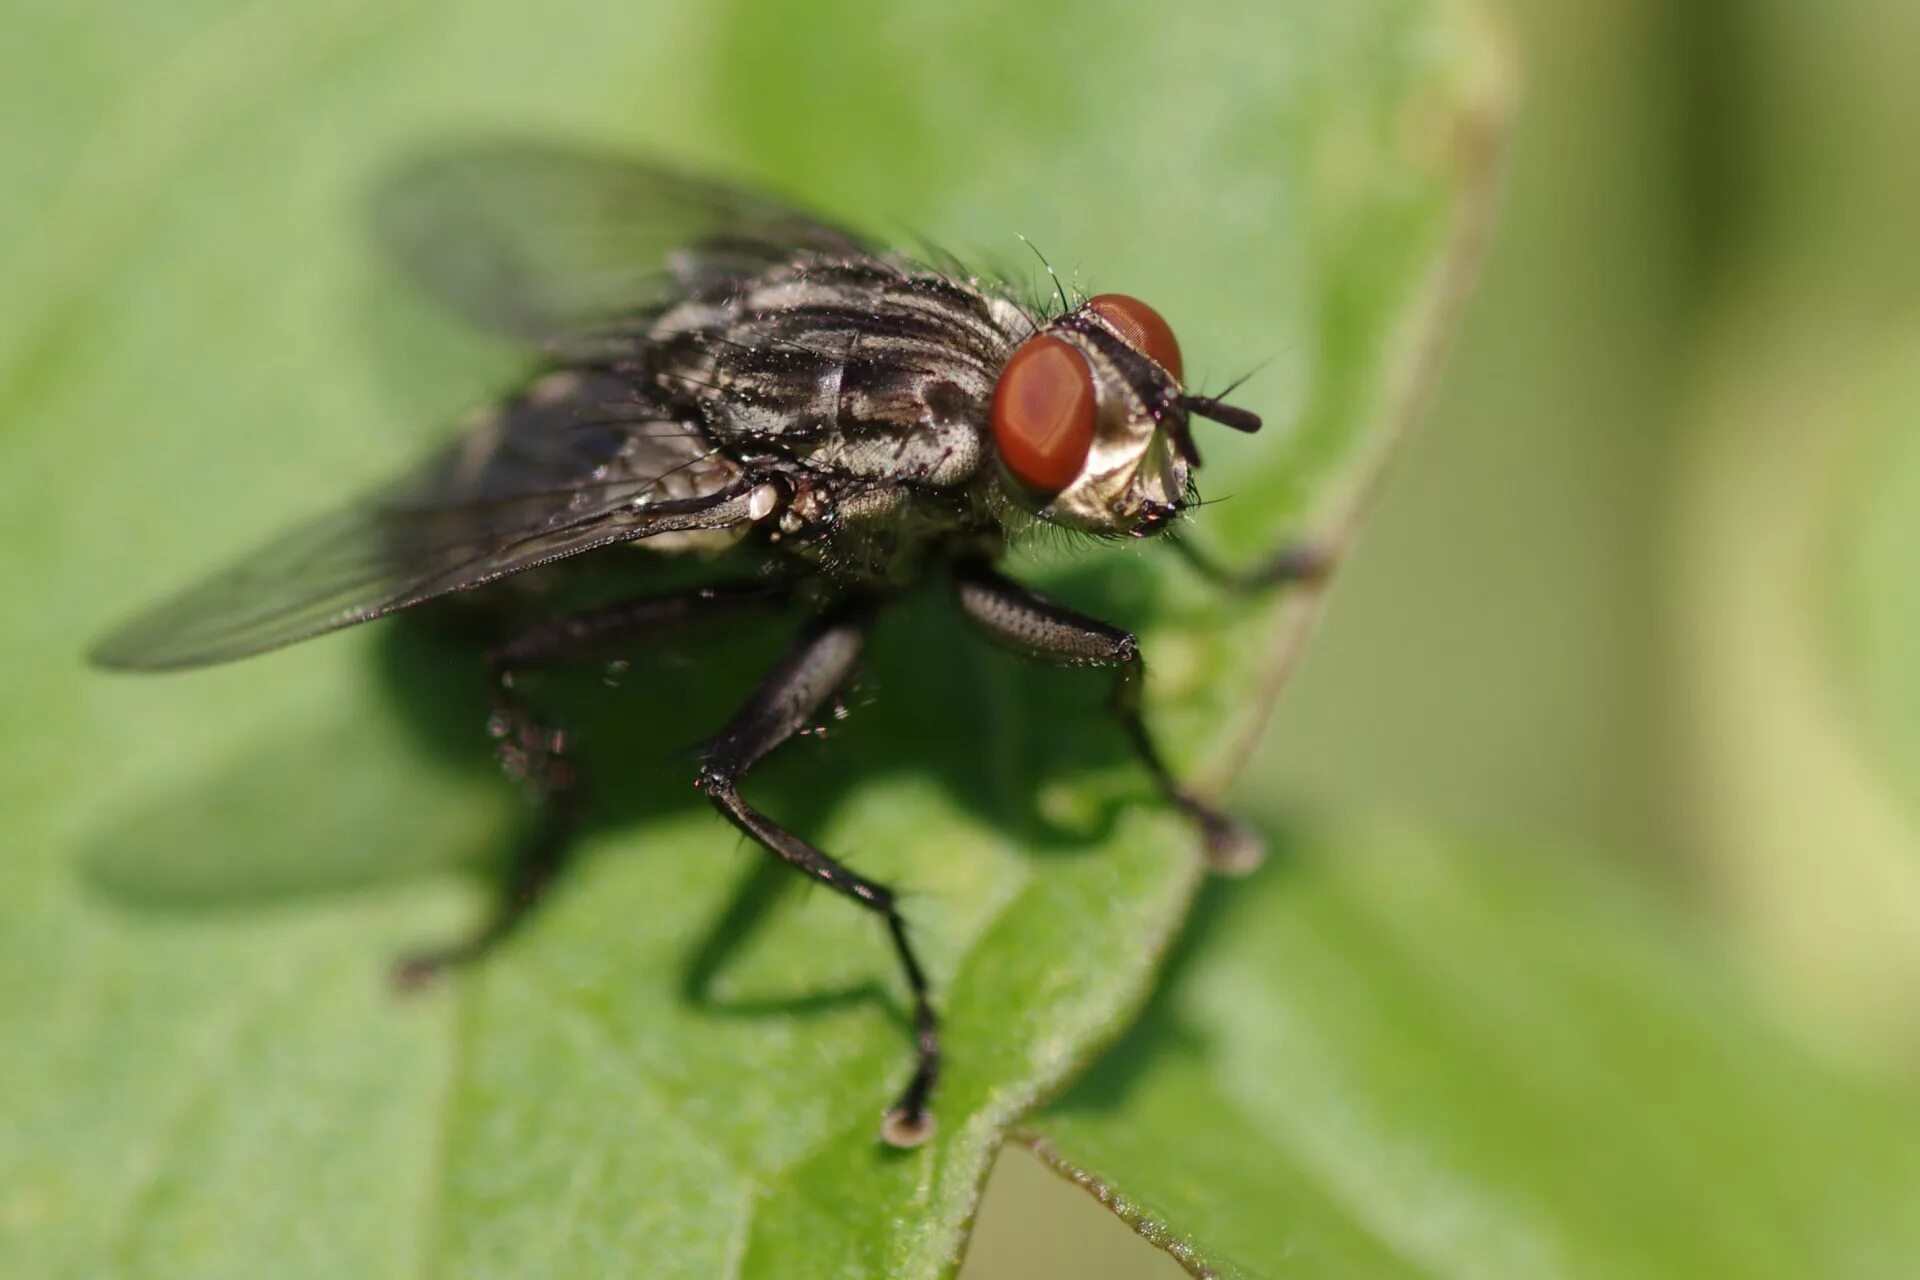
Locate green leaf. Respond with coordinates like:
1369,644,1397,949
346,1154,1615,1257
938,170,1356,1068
1022,817,1920,1279
0,1,1504,1275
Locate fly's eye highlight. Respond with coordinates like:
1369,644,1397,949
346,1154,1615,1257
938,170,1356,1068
991,335,1098,495
1086,293,1183,383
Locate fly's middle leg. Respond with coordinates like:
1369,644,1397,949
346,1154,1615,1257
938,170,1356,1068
692,599,942,1149
393,581,791,987
952,559,1264,875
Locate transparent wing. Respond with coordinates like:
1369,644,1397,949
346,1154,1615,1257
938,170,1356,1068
369,139,872,352
94,145,859,671
91,376,764,671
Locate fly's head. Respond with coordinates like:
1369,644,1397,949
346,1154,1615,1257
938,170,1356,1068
988,293,1261,538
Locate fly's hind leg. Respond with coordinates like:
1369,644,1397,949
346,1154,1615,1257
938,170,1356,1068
393,582,791,988
952,559,1264,876
391,673,583,988
691,599,942,1149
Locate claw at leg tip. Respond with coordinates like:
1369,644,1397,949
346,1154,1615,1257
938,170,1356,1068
881,1107,936,1149
1204,816,1266,877
391,954,446,993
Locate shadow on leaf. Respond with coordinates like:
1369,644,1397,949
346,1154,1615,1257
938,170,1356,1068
1033,815,1310,1117
75,548,1200,1026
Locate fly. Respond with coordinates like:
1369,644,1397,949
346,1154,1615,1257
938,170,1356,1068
89,140,1303,1147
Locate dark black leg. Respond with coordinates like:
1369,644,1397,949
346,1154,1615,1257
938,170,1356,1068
394,581,791,988
1168,533,1333,593
952,560,1263,875
393,760,579,987
692,600,941,1149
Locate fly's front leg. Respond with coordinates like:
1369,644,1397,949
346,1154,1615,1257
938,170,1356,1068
394,582,792,988
1169,533,1334,594
692,599,942,1149
953,560,1263,876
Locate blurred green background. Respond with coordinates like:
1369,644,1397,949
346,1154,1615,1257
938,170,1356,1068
970,1,1920,1273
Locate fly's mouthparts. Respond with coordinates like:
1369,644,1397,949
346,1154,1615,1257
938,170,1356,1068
1133,499,1179,537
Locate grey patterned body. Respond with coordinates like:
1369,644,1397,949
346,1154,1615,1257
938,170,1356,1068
83,148,1110,668
443,256,1040,589
622,257,1036,584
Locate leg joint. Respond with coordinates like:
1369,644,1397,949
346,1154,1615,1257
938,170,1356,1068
694,760,735,801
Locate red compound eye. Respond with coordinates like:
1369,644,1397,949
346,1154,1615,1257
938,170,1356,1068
991,335,1097,495
1086,293,1183,383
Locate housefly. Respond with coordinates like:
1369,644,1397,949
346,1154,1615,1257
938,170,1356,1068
90,141,1296,1147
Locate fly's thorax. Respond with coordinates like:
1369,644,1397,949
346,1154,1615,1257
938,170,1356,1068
647,258,1023,491
766,473,984,585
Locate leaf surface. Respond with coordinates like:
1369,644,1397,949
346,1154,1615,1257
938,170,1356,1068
1024,819,1920,1279
0,0,1502,1273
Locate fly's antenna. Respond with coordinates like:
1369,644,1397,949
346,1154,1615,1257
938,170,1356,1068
1198,362,1270,407
1182,363,1269,434
1182,395,1262,433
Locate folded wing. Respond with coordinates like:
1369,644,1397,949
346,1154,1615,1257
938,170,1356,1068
367,139,871,354
96,144,868,670
91,376,763,670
